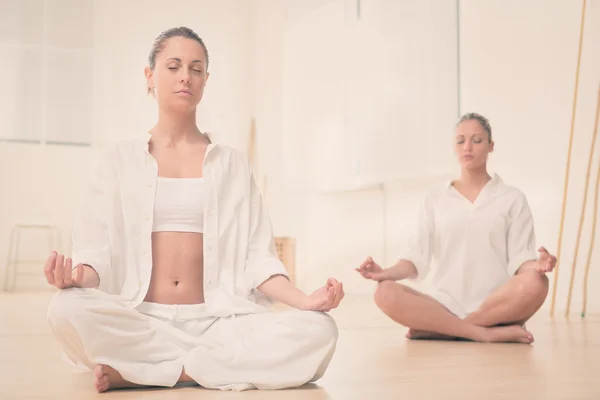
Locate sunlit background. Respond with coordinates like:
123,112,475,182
1,0,599,317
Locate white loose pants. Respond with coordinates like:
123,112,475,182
46,288,338,391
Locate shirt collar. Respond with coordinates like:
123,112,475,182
143,131,219,149
445,173,502,189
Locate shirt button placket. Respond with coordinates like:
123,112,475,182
142,172,155,287
205,178,218,289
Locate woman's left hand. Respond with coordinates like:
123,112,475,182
535,246,557,274
303,278,344,312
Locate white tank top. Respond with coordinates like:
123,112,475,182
152,177,205,233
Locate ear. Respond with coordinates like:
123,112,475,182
144,66,154,91
489,140,495,153
205,71,210,83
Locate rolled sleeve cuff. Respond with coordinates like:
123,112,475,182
244,256,290,291
507,250,538,276
71,251,107,289
401,253,429,282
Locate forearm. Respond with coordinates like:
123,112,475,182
382,260,418,281
515,260,539,275
79,264,101,288
256,275,308,309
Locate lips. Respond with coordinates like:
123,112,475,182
176,90,192,95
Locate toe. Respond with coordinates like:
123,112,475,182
97,376,110,393
93,365,110,392
521,332,534,344
93,365,104,379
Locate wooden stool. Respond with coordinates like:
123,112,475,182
3,222,61,292
275,236,296,284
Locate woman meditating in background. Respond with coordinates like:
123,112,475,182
357,113,556,344
44,26,343,393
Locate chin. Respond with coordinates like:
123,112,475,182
462,162,485,171
167,101,199,114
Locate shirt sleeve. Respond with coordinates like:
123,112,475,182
506,193,538,276
71,148,113,291
243,170,290,292
400,194,435,281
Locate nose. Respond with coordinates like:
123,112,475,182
463,140,472,151
180,67,191,84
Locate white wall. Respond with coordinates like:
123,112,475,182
250,0,288,235
0,143,94,289
270,0,459,294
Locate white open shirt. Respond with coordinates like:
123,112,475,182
402,174,538,318
71,133,289,317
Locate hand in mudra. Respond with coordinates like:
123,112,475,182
355,256,386,281
304,278,344,312
43,251,88,289
535,246,557,274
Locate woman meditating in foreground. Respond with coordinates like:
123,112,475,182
44,27,343,393
357,113,556,344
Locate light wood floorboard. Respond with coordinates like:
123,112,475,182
1,290,598,399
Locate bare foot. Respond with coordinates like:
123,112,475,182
483,325,534,344
406,328,456,341
94,365,144,393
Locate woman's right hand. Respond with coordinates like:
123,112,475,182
43,251,98,289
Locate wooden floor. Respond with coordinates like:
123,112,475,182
1,290,599,400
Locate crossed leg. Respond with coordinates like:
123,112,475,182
47,288,198,392
93,365,194,392
463,271,549,327
374,271,549,344
48,288,338,392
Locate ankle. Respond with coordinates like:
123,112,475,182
179,370,194,383
464,309,487,324
472,326,492,342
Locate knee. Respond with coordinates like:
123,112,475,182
300,311,339,346
321,313,339,342
374,280,400,311
47,288,93,327
518,272,549,299
313,312,339,343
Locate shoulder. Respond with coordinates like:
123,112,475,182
410,187,446,219
424,186,447,201
504,185,529,202
494,177,533,215
495,176,530,204
112,138,148,158
85,139,147,179
101,136,162,164
507,188,531,215
421,186,448,208
87,142,121,169
210,143,253,174
92,139,143,160
212,143,247,161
